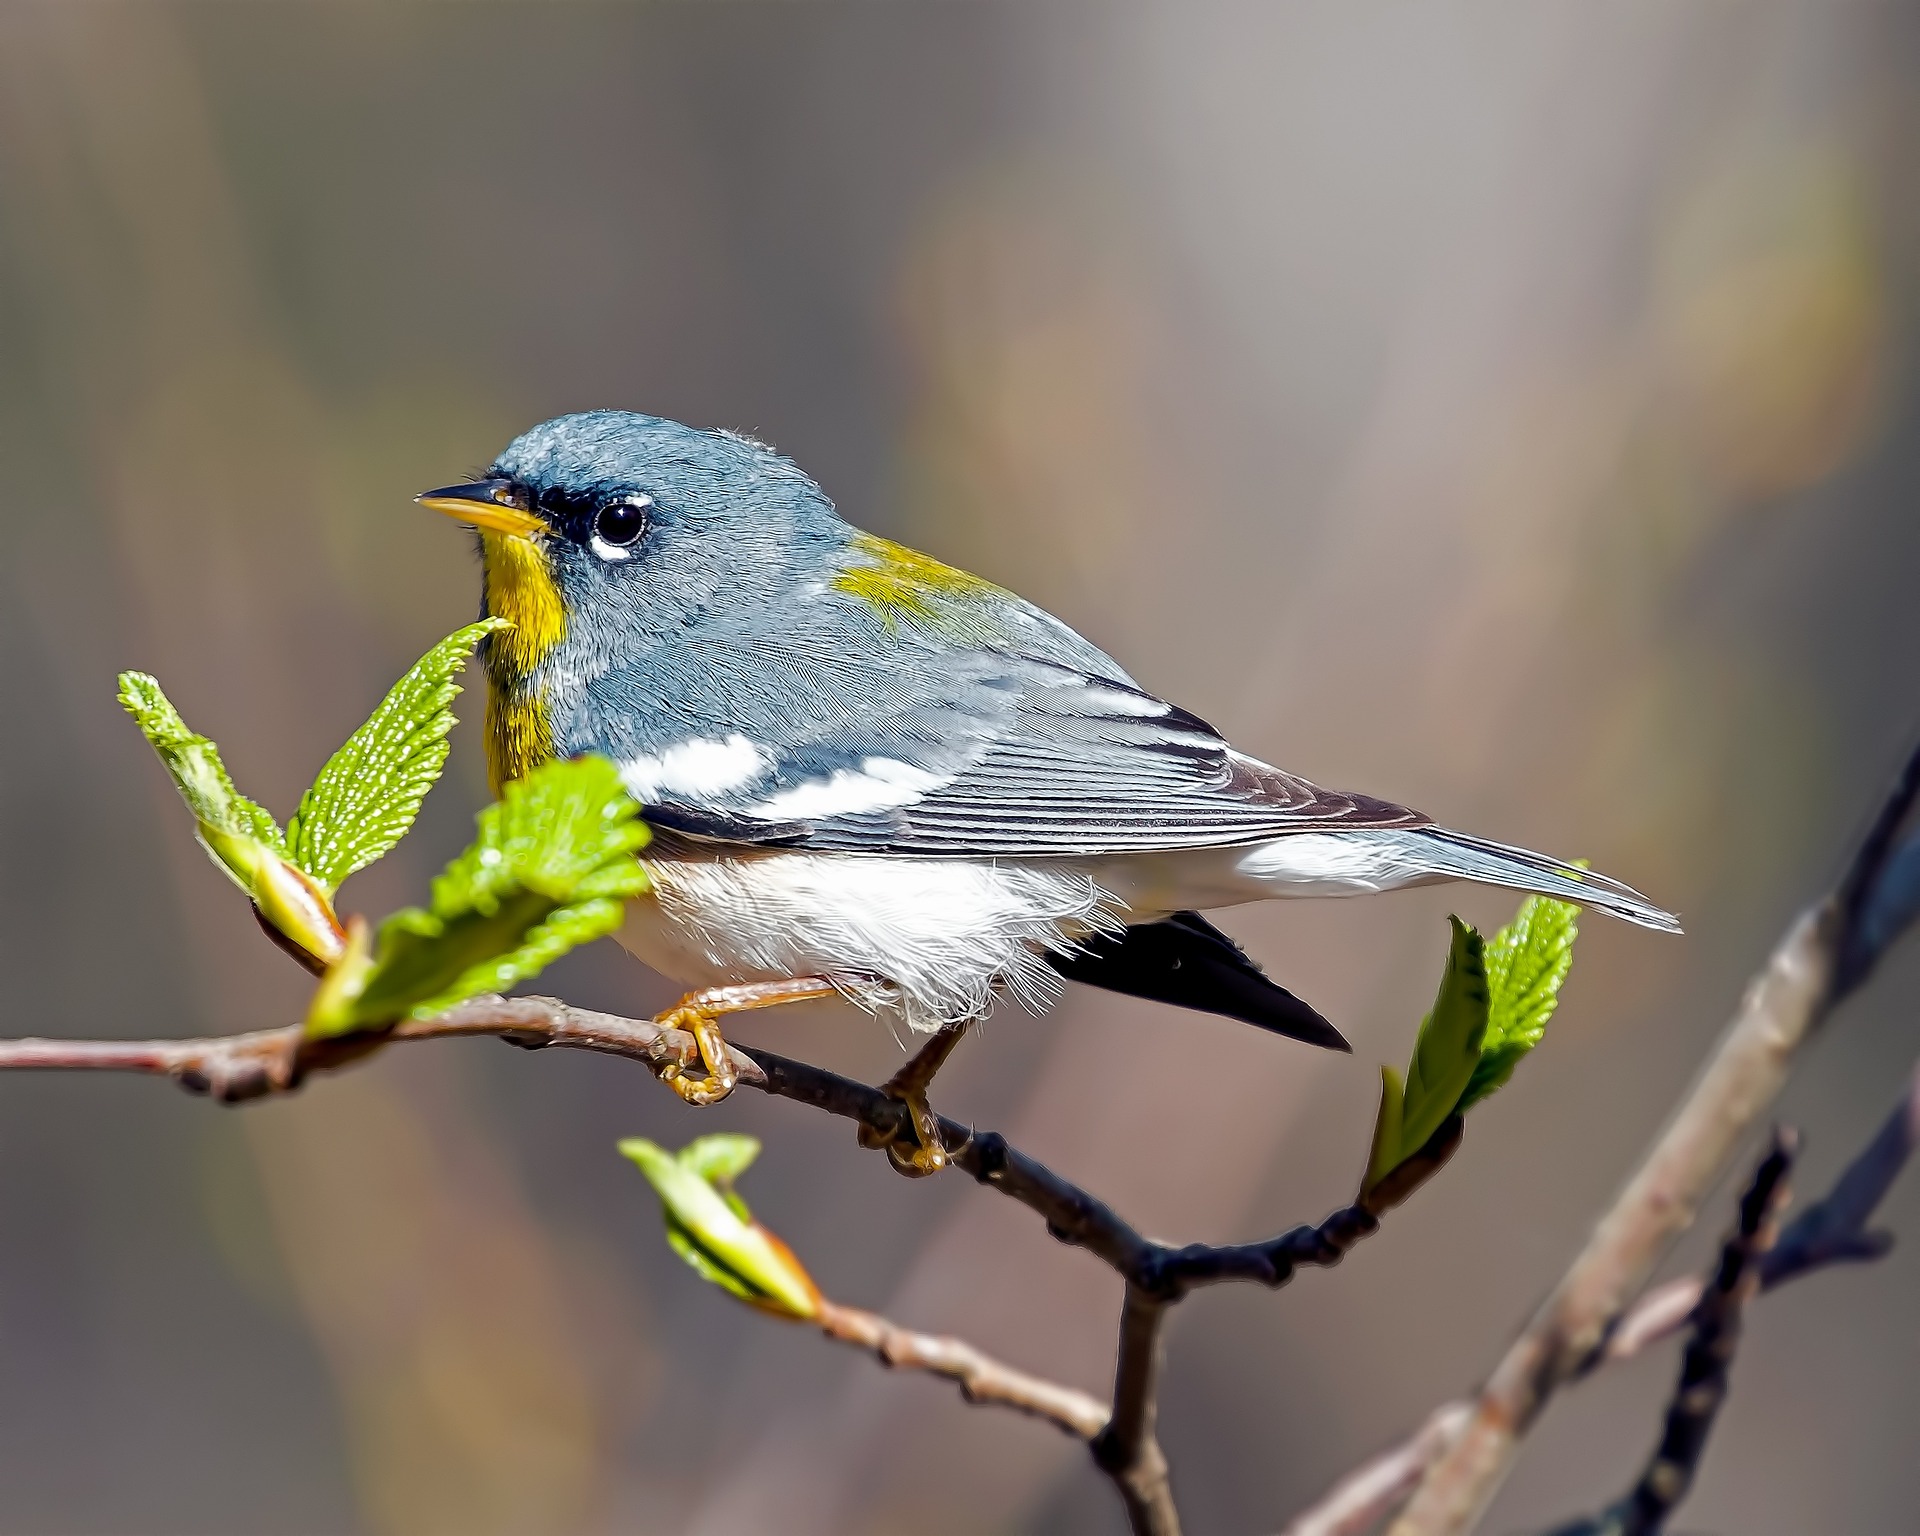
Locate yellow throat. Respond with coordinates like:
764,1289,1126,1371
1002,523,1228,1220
479,531,566,793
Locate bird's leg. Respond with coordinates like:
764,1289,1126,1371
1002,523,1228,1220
858,1020,972,1177
655,977,840,1106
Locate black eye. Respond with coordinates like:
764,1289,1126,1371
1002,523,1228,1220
593,496,649,548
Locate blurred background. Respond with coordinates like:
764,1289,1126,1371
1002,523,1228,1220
1,3,1917,1532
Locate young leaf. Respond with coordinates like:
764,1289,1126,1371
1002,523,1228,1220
1362,1064,1408,1196
202,824,348,968
1396,916,1490,1159
1459,890,1581,1112
286,618,510,893
678,1133,764,1221
116,671,347,964
117,672,285,852
620,1137,820,1319
678,1134,762,1186
306,755,651,1036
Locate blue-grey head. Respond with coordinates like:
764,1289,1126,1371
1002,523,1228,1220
416,410,848,787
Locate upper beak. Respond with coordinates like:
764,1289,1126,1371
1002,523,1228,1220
415,478,548,539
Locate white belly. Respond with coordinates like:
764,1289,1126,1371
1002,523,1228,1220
617,850,1125,1033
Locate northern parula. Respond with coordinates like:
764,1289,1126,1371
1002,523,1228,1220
420,411,1675,1167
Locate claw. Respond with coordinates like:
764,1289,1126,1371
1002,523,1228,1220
649,978,841,1108
885,1085,949,1177
858,1020,971,1177
657,1005,739,1106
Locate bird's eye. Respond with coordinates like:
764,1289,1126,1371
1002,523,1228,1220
591,496,649,555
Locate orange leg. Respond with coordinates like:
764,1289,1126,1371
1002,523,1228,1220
656,977,841,1107
858,1019,973,1177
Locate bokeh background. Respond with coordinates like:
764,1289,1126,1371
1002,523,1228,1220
1,4,1917,1532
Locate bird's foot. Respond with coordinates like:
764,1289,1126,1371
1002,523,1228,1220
859,1020,971,1177
653,977,840,1107
656,1004,739,1106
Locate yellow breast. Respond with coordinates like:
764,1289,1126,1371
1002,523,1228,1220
479,531,567,794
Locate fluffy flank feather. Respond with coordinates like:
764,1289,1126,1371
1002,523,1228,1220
621,854,1127,1033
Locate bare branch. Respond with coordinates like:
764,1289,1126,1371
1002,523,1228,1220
0,994,1461,1536
812,1298,1109,1441
1541,1129,1795,1536
1762,1063,1916,1284
0,998,1453,1300
1389,737,1920,1536
1279,1405,1474,1536
1610,1128,1794,1533
1092,1285,1180,1536
1287,1055,1919,1536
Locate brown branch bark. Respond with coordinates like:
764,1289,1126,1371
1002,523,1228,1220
1387,740,1920,1536
0,996,1458,1536
0,998,1457,1299
1280,1405,1475,1536
1284,1054,1920,1536
1092,1285,1180,1536
812,1298,1109,1441
1566,1128,1795,1536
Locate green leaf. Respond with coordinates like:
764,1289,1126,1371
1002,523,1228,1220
678,1134,762,1186
201,825,348,967
306,756,651,1036
117,672,285,853
679,1134,763,1221
1459,889,1581,1112
1397,915,1490,1158
1362,1065,1407,1196
286,618,509,893
115,671,346,964
620,1137,819,1319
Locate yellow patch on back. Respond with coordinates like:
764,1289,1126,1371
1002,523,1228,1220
479,532,566,792
832,533,1006,634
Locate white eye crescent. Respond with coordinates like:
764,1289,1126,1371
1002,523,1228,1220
590,495,650,561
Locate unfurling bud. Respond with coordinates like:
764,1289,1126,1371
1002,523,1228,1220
197,823,347,969
304,915,376,1039
621,1135,822,1320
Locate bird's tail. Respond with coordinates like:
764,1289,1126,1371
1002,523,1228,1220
1405,827,1680,932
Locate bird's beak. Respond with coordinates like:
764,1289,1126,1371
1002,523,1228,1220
415,478,547,539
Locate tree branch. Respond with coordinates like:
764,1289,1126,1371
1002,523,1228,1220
811,1298,1109,1441
1092,1285,1180,1536
0,996,1460,1536
1388,737,1920,1536
0,997,1457,1299
1284,1056,1919,1536
1540,1129,1794,1536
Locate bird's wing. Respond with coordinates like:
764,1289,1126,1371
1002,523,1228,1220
593,643,1428,856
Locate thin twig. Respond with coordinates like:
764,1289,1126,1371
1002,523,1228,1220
0,996,1456,1536
1541,1130,1796,1536
1389,738,1920,1536
0,1000,1456,1302
1279,1405,1474,1536
1093,1285,1180,1536
1610,1129,1794,1535
812,1298,1109,1440
1284,1060,1920,1536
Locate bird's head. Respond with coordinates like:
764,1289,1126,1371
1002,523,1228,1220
418,409,842,788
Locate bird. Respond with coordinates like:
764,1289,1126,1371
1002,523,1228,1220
419,410,1677,1171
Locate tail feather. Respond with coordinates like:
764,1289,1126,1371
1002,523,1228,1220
1412,828,1681,933
1047,911,1351,1050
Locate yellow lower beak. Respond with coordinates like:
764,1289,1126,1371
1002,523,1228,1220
416,479,547,539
